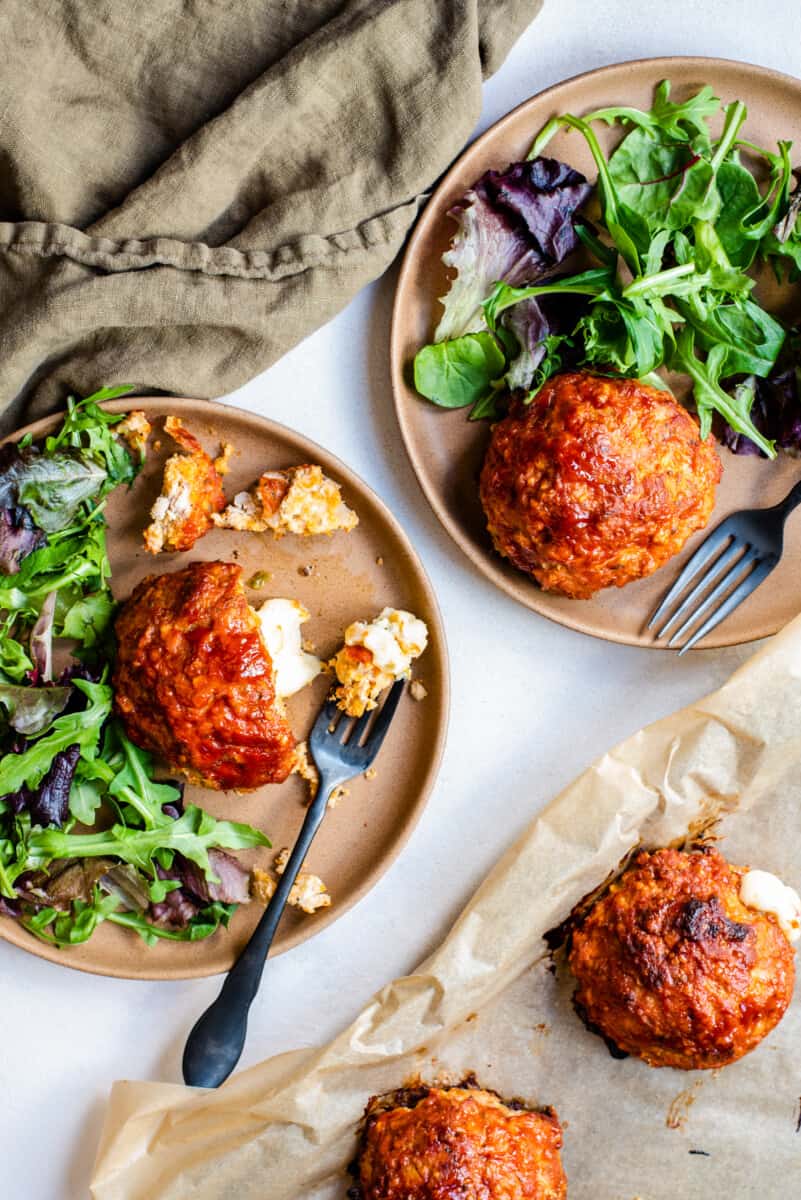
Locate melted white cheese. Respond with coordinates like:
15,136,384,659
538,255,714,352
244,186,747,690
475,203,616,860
740,869,801,943
346,607,428,676
257,598,322,697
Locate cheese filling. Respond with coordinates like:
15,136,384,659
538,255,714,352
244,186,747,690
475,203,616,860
345,607,428,675
740,869,801,943
256,598,322,697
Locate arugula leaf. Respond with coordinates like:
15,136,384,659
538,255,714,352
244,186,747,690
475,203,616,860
482,268,613,328
761,179,801,279
582,80,720,144
24,805,270,879
44,386,138,493
736,139,794,240
413,332,506,409
670,328,776,457
68,767,107,825
530,114,649,272
677,294,785,377
107,902,236,946
106,732,183,830
684,221,754,296
22,886,122,946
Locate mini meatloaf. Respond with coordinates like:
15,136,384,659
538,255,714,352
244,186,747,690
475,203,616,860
568,846,796,1069
113,561,296,790
352,1083,566,1200
479,372,722,598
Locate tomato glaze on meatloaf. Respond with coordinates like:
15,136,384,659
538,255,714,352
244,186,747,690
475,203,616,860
480,372,722,598
352,1082,567,1200
568,846,796,1069
113,560,296,790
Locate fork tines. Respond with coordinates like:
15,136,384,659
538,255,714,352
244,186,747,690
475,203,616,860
648,524,777,654
310,679,406,767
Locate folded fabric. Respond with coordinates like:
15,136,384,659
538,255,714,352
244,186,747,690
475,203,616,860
0,0,543,434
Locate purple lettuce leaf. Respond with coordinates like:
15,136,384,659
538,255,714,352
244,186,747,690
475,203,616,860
3,744,80,828
504,298,551,389
0,506,46,575
723,342,801,456
435,157,592,342
57,662,104,706
149,882,201,929
146,848,251,929
31,744,81,827
177,848,252,905
492,158,594,263
502,292,584,391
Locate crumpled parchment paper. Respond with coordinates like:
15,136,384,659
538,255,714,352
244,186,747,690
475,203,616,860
92,616,801,1199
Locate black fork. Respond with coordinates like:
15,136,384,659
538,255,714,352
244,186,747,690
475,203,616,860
181,680,406,1088
648,477,801,653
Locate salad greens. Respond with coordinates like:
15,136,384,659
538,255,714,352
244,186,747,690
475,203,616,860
432,157,592,345
0,389,271,948
414,80,801,457
414,332,507,411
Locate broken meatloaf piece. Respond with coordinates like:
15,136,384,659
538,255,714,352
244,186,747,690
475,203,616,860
143,417,231,554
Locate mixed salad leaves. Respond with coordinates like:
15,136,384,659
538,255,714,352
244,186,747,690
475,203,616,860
0,389,270,948
414,81,801,458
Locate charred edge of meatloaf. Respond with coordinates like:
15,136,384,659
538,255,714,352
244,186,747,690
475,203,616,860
346,1075,557,1192
551,839,720,955
571,994,630,1061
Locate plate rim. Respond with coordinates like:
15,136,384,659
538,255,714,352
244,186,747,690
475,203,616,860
391,54,801,650
0,396,451,979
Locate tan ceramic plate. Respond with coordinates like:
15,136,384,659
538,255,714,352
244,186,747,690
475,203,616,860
392,57,801,647
0,398,448,978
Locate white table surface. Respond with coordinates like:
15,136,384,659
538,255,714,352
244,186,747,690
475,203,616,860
5,2,801,1195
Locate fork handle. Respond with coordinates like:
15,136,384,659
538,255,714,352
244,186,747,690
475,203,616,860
778,476,801,518
181,773,340,1089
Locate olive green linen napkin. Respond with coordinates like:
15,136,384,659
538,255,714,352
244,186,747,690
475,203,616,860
0,0,542,433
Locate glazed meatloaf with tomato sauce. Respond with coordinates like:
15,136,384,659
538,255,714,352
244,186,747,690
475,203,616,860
352,1082,566,1200
480,372,722,598
568,846,796,1069
113,561,295,790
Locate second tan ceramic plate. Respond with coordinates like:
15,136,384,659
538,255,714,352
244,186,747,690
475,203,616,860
392,57,801,648
0,398,448,978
